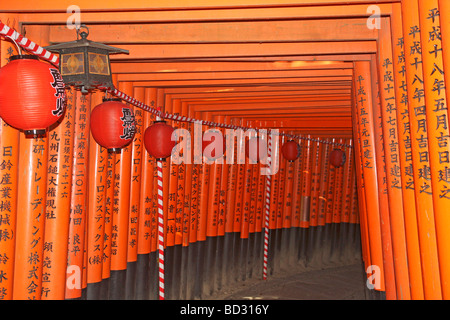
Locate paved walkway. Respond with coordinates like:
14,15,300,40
213,262,367,300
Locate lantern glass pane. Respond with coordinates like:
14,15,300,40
61,53,85,75
88,52,110,75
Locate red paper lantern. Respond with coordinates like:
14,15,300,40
245,136,267,163
144,120,176,160
330,148,346,167
281,140,301,161
0,55,66,136
90,98,136,152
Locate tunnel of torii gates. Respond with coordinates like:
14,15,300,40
0,0,450,301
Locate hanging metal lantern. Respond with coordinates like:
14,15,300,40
45,25,128,93
144,120,176,161
330,148,346,167
0,53,66,137
90,98,136,152
281,140,301,161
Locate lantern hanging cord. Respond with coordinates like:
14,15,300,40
4,35,22,56
0,20,351,149
105,86,353,149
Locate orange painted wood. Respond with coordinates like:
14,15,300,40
317,139,331,226
351,92,371,271
41,88,76,299
198,112,211,241
325,138,336,226
126,87,145,260
65,92,90,299
240,145,252,239
299,136,311,228
0,26,20,300
102,152,115,279
217,120,229,237
282,134,295,229
438,0,450,118
108,42,377,60
275,136,286,230
166,97,178,247
13,134,49,300
118,69,352,83
268,131,280,230
178,102,190,245
418,0,450,299
354,61,385,292
0,123,19,300
224,118,238,235
137,88,157,254
401,0,442,299
332,138,344,224
16,3,394,25
48,19,376,45
291,139,303,228
206,116,224,239
110,82,133,270
340,139,353,223
177,101,191,247
188,108,199,244
309,139,321,227
255,133,267,233
102,76,119,276
391,3,424,299
369,57,397,300
86,92,107,285
377,18,411,300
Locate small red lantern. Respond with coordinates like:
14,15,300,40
0,55,66,137
144,120,176,160
90,98,136,152
281,140,301,161
245,136,267,163
330,148,346,167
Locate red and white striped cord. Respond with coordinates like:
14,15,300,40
263,133,272,280
155,108,165,300
157,159,165,300
0,21,59,65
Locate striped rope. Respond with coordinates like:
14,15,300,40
263,133,272,280
155,105,165,300
108,86,352,148
157,159,165,300
0,20,59,65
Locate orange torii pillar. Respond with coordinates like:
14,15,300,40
401,0,442,300
85,91,108,300
418,0,450,299
353,61,386,298
369,56,397,300
109,82,133,299
135,87,157,300
65,92,90,300
377,17,411,300
391,3,424,300
0,15,21,301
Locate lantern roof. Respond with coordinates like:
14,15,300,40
44,29,129,55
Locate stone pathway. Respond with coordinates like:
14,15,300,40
212,262,367,300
